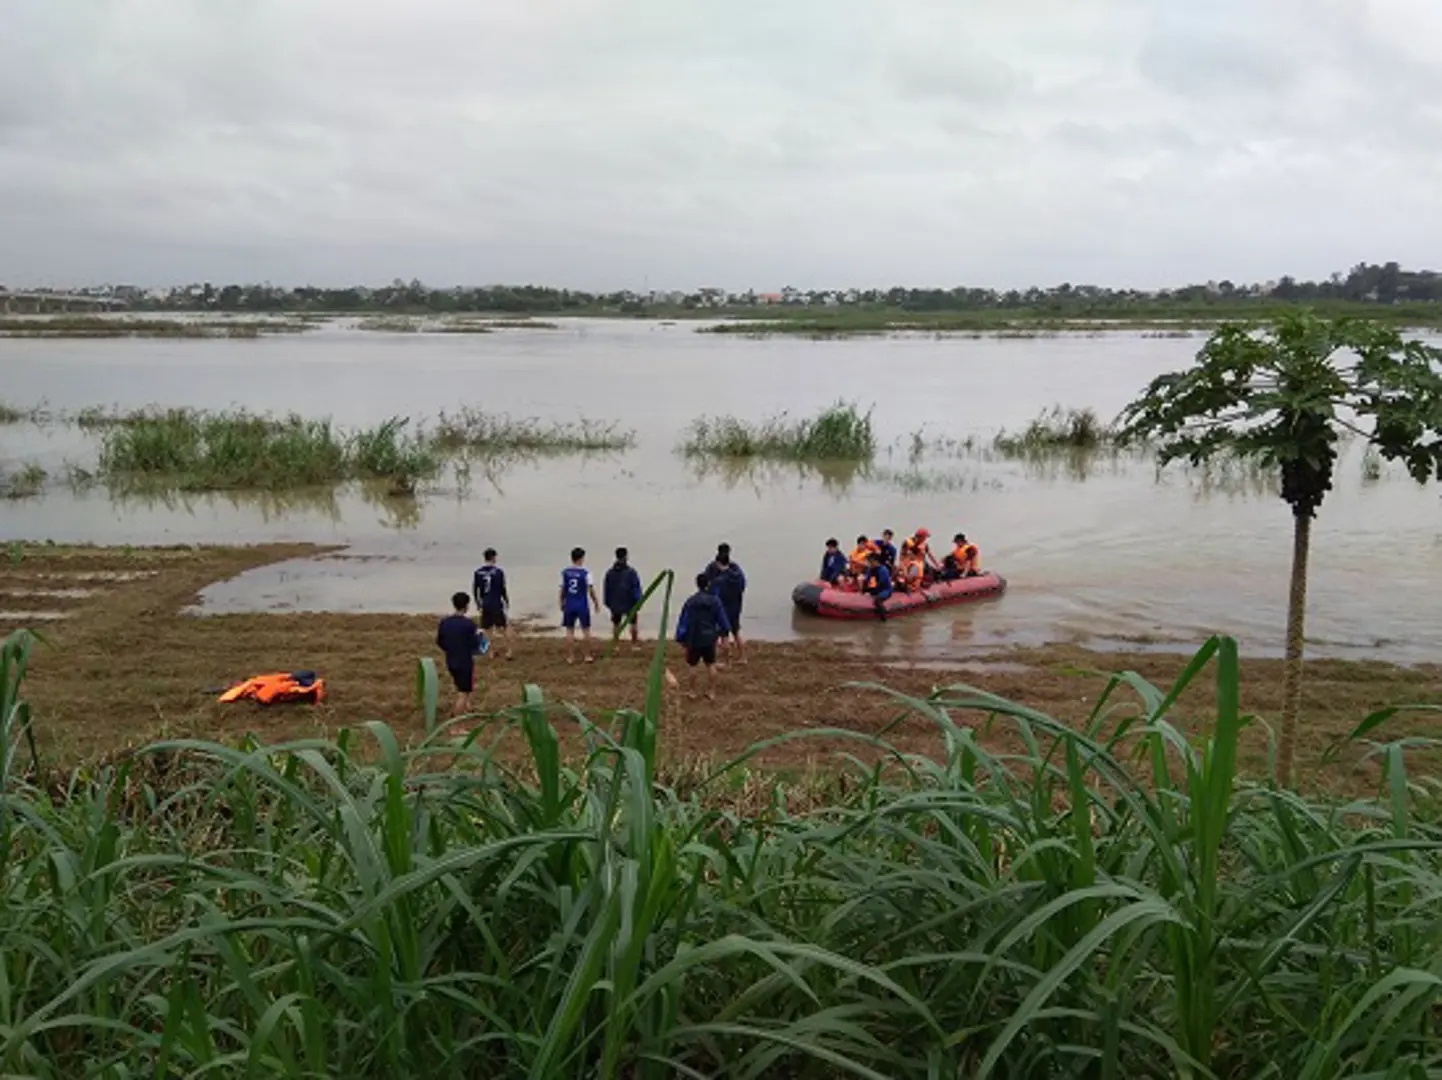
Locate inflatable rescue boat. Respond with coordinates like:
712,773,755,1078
791,572,1006,620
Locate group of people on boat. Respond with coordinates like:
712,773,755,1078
818,527,981,618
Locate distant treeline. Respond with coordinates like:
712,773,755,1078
74,261,1442,317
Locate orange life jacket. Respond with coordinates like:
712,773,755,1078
849,543,875,574
897,553,923,589
952,542,979,570
218,671,326,705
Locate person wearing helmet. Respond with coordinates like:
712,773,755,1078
908,528,942,583
896,535,925,592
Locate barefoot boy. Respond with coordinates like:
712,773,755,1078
436,591,482,715
560,547,600,663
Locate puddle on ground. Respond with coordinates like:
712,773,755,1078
882,659,1034,675
28,570,160,582
0,587,97,599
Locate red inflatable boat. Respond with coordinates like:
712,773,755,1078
792,572,1006,620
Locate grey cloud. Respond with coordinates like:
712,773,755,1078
2,0,1441,289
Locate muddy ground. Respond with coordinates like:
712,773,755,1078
3,542,1439,794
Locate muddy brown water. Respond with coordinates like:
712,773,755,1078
2,317,1439,663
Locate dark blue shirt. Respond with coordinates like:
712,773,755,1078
705,561,746,611
876,539,898,565
866,564,894,599
820,550,847,583
603,562,643,614
436,614,479,671
676,591,732,647
473,564,508,611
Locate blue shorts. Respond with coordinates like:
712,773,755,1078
562,604,591,630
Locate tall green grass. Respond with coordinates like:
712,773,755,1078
5,622,1442,1075
357,316,425,333
0,462,47,499
433,408,637,454
992,405,1118,456
681,401,877,461
347,418,442,494
96,409,440,492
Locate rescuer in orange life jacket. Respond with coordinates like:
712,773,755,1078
848,535,878,579
909,528,942,577
943,533,981,578
896,537,925,592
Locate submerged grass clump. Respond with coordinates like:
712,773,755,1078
96,409,442,492
0,462,46,499
6,623,1442,1077
872,465,997,494
357,316,424,333
9,404,633,497
683,455,870,496
433,407,636,453
477,318,561,330
681,401,877,461
992,405,1118,455
345,417,442,494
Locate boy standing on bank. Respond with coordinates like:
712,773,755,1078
703,542,747,665
675,572,732,701
436,591,482,715
473,547,514,661
603,546,644,650
560,547,601,664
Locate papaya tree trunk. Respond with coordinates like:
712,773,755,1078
1277,510,1312,786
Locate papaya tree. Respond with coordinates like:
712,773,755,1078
1119,314,1442,783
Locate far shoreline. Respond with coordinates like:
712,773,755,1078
6,303,1442,339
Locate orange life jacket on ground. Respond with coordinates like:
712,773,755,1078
218,671,326,705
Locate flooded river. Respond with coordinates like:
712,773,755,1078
2,318,1439,662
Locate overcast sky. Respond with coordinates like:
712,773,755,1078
3,0,1440,291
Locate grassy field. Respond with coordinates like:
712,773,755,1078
5,545,1442,1075
680,402,877,462
0,315,313,338
355,316,562,333
695,301,1442,336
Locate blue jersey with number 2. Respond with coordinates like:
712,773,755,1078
561,566,590,609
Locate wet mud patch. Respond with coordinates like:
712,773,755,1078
1,543,1438,795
